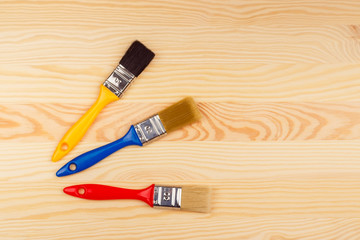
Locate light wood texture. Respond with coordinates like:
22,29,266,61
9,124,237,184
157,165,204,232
1,0,360,239
2,218,360,240
3,63,360,103
3,102,360,143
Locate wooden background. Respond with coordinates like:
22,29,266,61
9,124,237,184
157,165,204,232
2,0,360,239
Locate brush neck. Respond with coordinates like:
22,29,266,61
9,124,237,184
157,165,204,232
134,114,167,145
103,64,135,98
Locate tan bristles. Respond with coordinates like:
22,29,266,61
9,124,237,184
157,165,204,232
158,97,202,134
180,185,211,213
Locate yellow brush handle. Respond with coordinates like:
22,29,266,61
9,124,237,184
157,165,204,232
52,85,119,162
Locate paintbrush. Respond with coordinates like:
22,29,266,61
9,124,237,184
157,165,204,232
56,97,201,177
52,40,155,162
63,184,211,213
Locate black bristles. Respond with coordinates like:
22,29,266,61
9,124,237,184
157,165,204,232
119,40,155,77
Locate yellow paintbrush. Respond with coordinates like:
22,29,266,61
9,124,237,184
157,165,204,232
52,40,155,162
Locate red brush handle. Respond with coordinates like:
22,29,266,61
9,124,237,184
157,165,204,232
63,184,155,207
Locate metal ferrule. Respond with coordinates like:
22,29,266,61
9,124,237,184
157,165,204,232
153,185,182,209
134,114,167,145
103,64,135,97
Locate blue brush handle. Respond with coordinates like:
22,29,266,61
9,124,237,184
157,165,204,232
56,126,142,177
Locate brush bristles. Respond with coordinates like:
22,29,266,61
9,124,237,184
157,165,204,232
180,185,211,213
158,97,202,134
119,40,155,77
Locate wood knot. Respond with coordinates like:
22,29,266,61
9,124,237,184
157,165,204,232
349,25,360,39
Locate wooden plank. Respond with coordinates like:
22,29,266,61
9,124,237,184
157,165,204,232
2,102,360,143
1,0,360,27
2,141,360,182
2,64,360,103
1,218,360,240
1,25,360,64
2,177,360,219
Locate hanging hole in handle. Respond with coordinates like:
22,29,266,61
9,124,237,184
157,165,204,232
78,188,85,195
69,163,77,171
61,143,68,151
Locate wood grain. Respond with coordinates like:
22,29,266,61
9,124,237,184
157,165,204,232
1,25,360,64
3,178,360,220
1,218,360,240
2,63,360,103
3,141,360,220
3,141,360,182
2,0,360,27
2,101,360,143
2,0,360,239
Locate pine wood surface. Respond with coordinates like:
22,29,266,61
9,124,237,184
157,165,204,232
1,0,360,239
